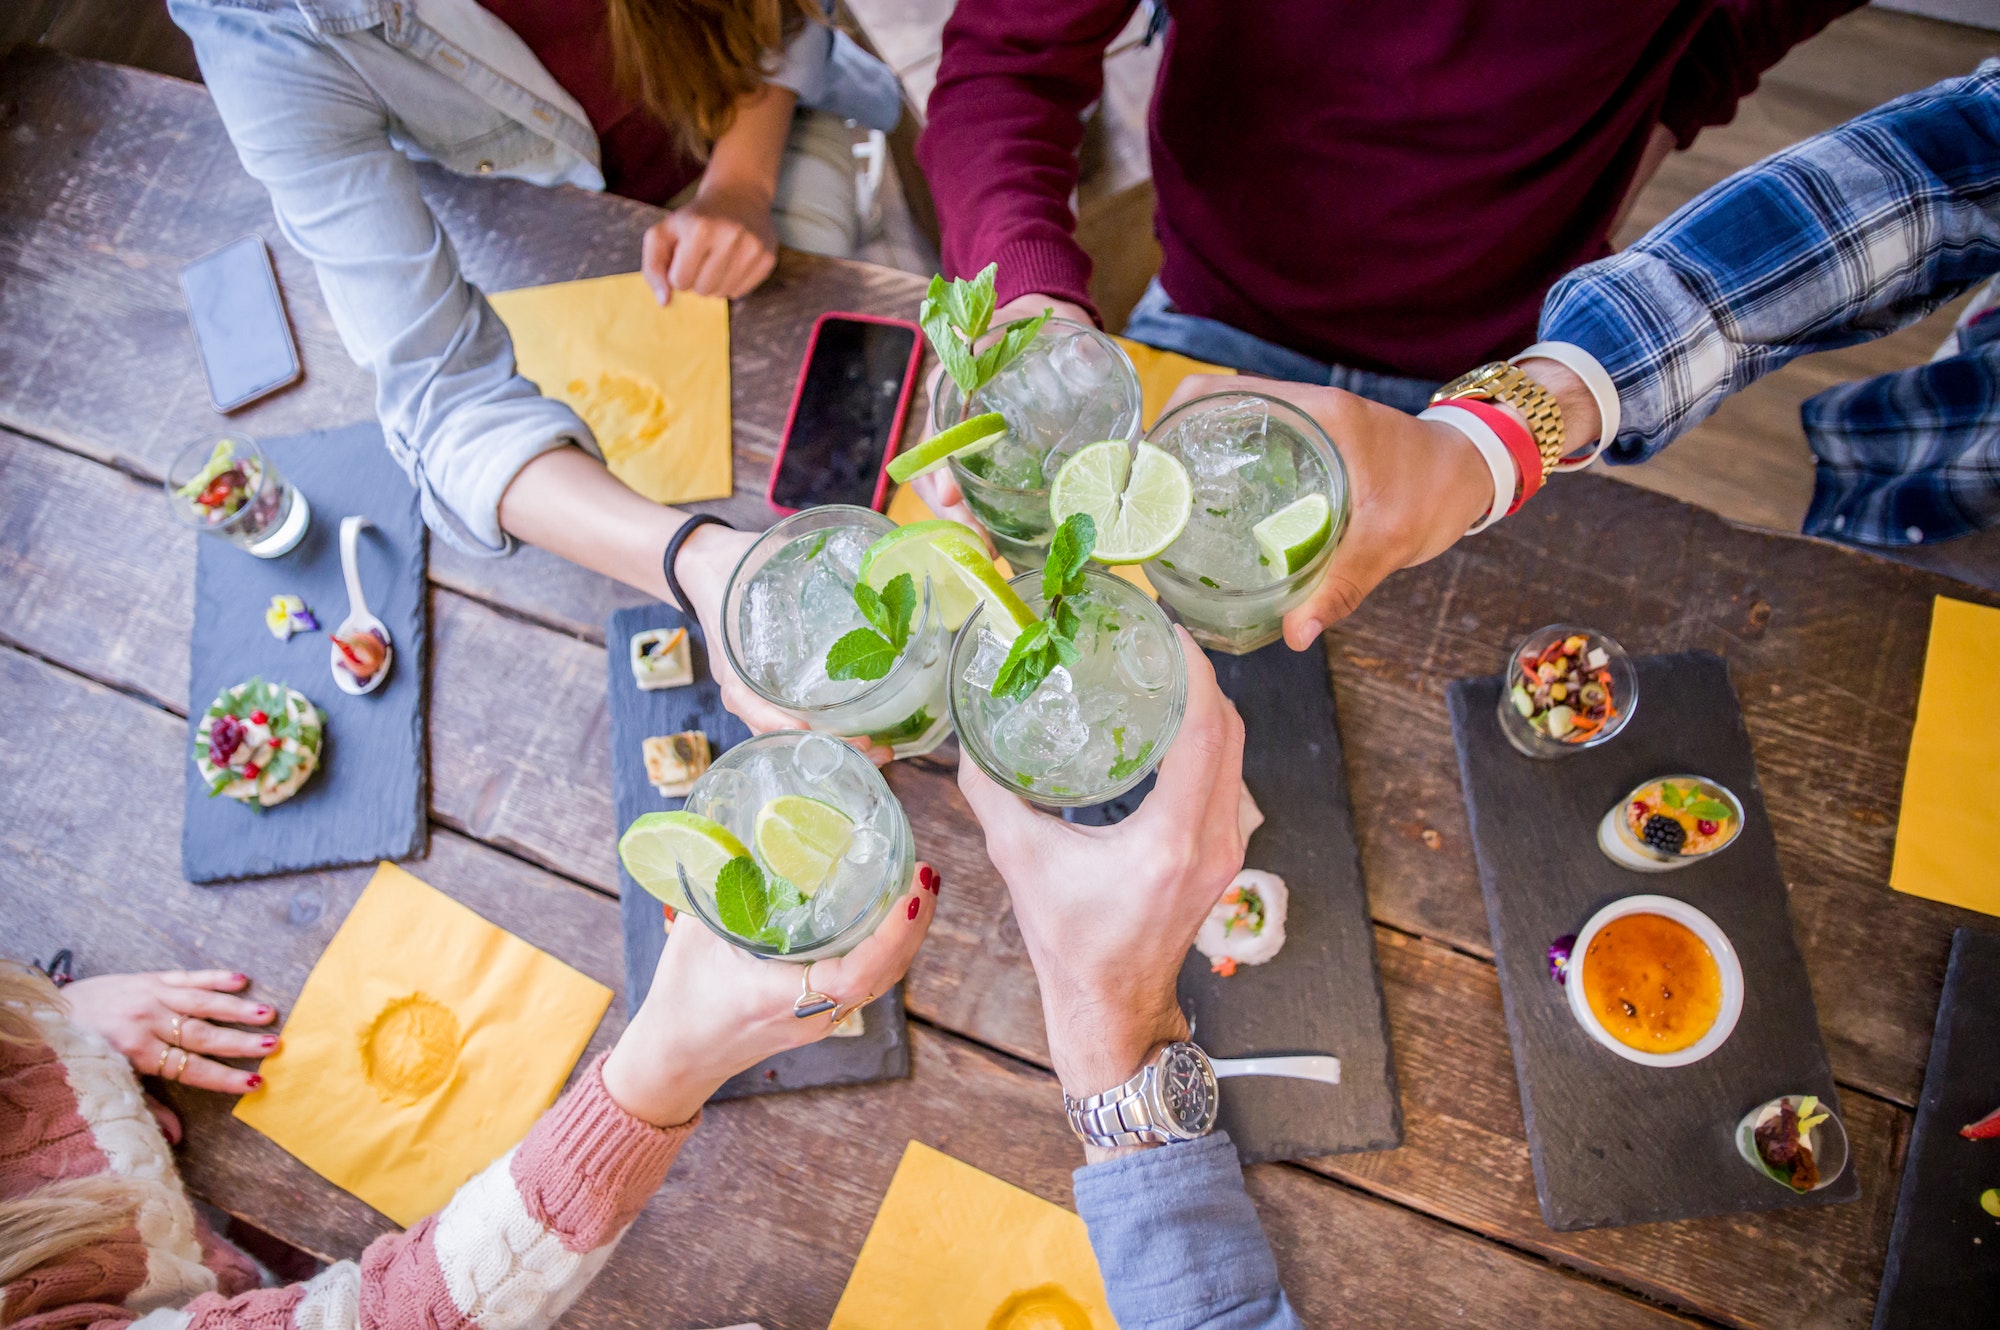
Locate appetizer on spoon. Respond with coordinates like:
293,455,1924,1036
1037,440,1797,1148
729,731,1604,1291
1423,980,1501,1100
331,514,393,695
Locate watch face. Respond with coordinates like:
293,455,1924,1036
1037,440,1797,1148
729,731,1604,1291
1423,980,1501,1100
1159,1045,1219,1136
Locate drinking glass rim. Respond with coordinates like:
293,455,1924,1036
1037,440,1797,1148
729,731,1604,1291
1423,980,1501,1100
936,318,1143,499
720,506,941,716
681,730,914,955
946,564,1187,808
1141,391,1350,598
163,433,277,535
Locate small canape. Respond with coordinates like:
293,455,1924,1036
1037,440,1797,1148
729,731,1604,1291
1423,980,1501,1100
264,594,318,642
1194,870,1288,977
643,731,712,798
631,627,693,691
194,678,324,808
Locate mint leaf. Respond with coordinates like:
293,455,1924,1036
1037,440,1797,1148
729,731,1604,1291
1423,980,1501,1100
826,628,899,682
767,875,805,913
974,311,1052,385
715,855,769,938
1687,799,1732,821
852,579,893,640
992,622,1051,700
869,706,934,745
879,573,917,650
1044,513,1096,601
1108,739,1155,783
1050,632,1081,670
920,268,1000,400
1661,783,1688,810
756,925,792,954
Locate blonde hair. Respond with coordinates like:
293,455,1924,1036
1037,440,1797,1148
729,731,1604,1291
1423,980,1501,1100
0,963,141,1295
605,0,820,159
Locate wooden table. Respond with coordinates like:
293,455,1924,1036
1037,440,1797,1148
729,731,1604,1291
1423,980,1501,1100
2,47,1994,1329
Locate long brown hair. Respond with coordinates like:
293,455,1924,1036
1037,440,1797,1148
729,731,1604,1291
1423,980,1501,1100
606,0,821,159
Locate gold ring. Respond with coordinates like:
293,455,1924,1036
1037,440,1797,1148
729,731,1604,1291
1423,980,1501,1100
831,993,875,1023
154,1045,171,1076
167,1048,190,1082
168,1015,185,1047
792,962,837,1020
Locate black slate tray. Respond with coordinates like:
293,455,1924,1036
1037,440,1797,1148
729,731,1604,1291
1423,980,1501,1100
183,423,427,882
1448,650,1855,1230
1874,927,2000,1328
608,604,909,1101
1068,641,1402,1163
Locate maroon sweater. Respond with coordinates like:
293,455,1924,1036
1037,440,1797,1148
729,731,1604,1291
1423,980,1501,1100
918,0,1858,379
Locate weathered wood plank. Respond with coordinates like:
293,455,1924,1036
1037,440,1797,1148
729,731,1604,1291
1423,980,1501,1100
0,428,1913,1328
2,643,1707,1330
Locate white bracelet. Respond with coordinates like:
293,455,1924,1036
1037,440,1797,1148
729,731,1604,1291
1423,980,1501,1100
1513,340,1620,470
1418,404,1516,535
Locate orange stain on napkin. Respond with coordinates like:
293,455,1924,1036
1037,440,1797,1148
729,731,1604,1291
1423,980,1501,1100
830,1142,1114,1329
1892,596,2000,917
234,863,613,1226
489,272,732,505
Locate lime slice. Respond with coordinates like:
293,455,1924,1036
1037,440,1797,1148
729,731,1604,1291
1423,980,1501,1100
1252,494,1333,576
858,519,1038,642
617,810,748,913
886,412,1007,483
1050,441,1192,564
753,795,855,897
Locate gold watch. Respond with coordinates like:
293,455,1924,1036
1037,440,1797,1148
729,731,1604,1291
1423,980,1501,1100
1430,362,1565,480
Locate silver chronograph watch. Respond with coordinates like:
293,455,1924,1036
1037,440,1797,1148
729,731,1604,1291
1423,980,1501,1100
1064,1041,1220,1147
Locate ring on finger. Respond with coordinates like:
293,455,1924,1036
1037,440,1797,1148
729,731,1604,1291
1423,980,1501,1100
168,1015,185,1047
792,962,837,1020
831,993,874,1024
154,1045,172,1077
167,1048,190,1082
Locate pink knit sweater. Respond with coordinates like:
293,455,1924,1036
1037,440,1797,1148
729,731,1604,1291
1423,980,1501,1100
1,1006,693,1329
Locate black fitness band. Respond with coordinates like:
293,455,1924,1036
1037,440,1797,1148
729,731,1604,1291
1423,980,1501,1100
661,514,733,617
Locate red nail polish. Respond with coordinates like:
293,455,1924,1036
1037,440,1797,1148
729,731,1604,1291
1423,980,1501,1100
919,865,939,894
257,1007,272,1018
907,897,921,920
232,973,247,985
246,1075,263,1090
261,1036,278,1050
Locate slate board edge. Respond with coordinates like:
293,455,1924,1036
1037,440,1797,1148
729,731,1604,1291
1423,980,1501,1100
1446,654,1858,1231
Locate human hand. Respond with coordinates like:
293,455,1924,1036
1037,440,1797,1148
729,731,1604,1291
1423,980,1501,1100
674,522,893,765
957,630,1246,1110
1161,374,1494,650
600,861,941,1126
61,969,278,1096
641,181,778,304
909,292,1095,542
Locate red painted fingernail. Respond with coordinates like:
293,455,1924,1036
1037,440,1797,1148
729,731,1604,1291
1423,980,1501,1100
246,1075,263,1090
232,973,247,984
261,1036,278,1050
907,897,921,920
257,1007,272,1018
919,865,939,894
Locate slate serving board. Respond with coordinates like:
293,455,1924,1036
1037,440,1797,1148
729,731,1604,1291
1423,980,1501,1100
1068,641,1403,1163
1873,926,2000,1328
608,604,909,1101
183,423,427,882
1448,650,1855,1230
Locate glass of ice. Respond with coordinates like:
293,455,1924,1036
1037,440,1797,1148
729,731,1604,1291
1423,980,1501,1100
1142,393,1348,654
721,506,953,758
679,731,916,960
164,434,311,558
949,566,1186,808
932,319,1143,570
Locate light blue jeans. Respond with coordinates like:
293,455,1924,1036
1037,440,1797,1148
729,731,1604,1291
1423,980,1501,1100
1123,279,1442,413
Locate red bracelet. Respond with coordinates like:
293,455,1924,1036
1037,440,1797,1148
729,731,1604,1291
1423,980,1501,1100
1451,400,1544,514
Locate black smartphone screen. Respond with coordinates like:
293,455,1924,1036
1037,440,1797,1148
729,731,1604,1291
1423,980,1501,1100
180,236,301,413
771,317,918,510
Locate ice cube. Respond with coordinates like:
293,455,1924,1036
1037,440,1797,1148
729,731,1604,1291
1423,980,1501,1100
991,667,1088,776
961,627,1010,691
691,766,753,840
1114,621,1176,694
742,579,807,691
1051,329,1115,390
792,732,847,783
844,824,890,865
822,526,873,579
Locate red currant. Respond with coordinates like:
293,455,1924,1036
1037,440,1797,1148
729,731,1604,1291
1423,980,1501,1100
1630,801,1648,816
250,710,268,725
243,764,260,780
1697,819,1719,836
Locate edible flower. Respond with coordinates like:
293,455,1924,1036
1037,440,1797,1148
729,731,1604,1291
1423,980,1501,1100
264,594,319,641
1547,933,1576,985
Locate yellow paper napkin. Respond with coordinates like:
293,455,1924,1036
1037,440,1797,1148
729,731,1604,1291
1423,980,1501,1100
235,863,613,1226
1114,336,1232,430
489,272,733,505
1892,596,2000,916
829,1142,1114,1330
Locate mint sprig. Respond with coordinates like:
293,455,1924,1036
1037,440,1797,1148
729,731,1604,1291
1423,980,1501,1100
714,854,791,951
920,264,1052,415
825,572,917,683
992,513,1095,701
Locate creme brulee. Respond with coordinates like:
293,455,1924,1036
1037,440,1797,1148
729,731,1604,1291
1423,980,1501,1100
1581,913,1723,1053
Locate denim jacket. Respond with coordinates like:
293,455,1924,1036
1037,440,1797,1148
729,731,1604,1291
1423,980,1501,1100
170,0,900,554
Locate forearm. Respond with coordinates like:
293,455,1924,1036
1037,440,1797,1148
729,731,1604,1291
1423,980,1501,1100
701,83,798,208
1542,60,2000,461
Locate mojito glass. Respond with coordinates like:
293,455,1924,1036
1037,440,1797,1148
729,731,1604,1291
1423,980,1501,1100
164,434,311,558
680,731,915,960
722,506,953,757
933,319,1142,569
949,566,1185,807
1143,393,1348,653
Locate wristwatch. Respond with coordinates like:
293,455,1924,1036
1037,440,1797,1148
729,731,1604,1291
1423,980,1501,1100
1430,361,1565,480
1064,1041,1220,1148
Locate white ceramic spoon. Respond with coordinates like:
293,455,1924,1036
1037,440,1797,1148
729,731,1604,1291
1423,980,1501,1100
1210,1055,1341,1086
331,514,393,696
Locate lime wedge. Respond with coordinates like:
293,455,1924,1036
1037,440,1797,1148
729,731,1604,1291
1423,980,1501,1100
617,810,749,913
754,795,855,898
1050,441,1192,564
1252,494,1333,576
886,412,1007,483
858,519,1038,642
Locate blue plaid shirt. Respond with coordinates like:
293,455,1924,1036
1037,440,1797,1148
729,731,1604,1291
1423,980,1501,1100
1541,58,2000,548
